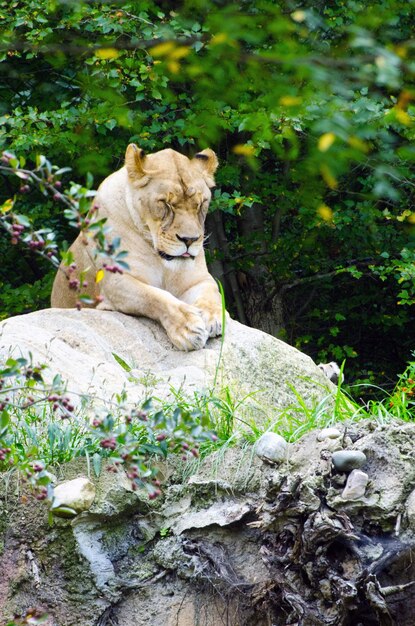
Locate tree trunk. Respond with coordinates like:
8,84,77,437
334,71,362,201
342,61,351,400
242,288,285,338
206,209,287,338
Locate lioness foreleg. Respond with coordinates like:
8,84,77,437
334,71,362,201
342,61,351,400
100,275,209,351
179,279,223,339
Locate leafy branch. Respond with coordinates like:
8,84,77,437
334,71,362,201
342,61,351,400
0,150,129,307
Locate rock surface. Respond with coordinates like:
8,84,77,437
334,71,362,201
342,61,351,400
1,421,415,626
0,308,333,427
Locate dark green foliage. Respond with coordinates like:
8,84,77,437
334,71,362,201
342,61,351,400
1,0,415,390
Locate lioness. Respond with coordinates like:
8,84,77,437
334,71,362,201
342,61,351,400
51,145,223,351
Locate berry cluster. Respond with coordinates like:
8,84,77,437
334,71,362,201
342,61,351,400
148,486,162,500
181,442,199,460
10,222,25,245
100,437,117,450
28,237,45,251
6,218,57,260
48,394,75,414
73,204,98,230
0,447,11,461
0,396,10,411
102,262,123,274
24,364,45,381
35,487,49,501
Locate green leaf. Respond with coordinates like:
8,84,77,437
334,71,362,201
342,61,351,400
0,410,10,430
78,295,94,304
112,352,132,372
92,452,102,477
50,505,78,518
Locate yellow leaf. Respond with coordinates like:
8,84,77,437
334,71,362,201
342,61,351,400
397,90,412,109
291,10,306,22
317,204,333,221
95,48,119,60
395,45,408,59
150,41,175,57
397,210,411,222
279,96,302,106
170,46,190,60
347,136,369,153
232,144,255,156
407,213,415,224
1,198,14,213
395,108,412,126
210,32,229,45
318,132,336,152
320,164,338,189
95,269,105,283
167,61,180,74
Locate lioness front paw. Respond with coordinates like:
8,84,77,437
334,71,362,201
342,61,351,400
195,301,223,338
164,304,209,351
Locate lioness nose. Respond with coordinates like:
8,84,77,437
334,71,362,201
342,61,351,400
176,234,199,248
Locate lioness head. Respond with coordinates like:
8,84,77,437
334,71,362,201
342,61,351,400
124,144,218,262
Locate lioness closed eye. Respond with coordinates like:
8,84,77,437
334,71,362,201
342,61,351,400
51,145,223,351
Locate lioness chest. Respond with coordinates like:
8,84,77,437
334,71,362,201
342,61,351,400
127,250,203,298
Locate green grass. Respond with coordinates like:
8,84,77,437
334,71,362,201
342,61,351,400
199,357,415,449
3,398,102,468
1,356,414,478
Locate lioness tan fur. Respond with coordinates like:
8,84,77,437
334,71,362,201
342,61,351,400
51,145,223,351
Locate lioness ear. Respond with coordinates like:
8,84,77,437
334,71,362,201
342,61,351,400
125,144,147,182
194,149,219,178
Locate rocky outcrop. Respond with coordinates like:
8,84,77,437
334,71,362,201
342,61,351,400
0,308,333,427
1,421,415,626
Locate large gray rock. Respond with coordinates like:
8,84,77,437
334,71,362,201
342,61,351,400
0,308,333,427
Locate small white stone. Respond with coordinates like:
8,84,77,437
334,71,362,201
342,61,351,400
317,428,342,442
342,469,369,500
52,477,96,513
255,432,288,464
